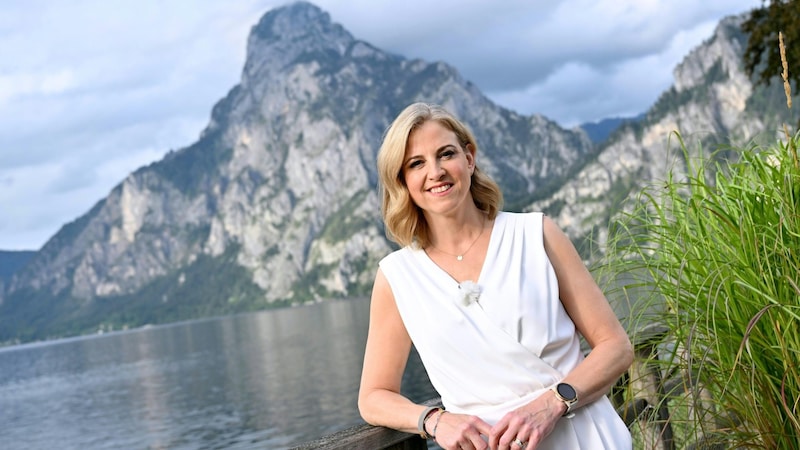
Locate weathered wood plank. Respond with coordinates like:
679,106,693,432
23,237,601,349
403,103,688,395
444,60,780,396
291,398,442,449
290,422,428,450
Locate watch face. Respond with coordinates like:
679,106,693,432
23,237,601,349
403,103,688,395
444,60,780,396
557,383,577,401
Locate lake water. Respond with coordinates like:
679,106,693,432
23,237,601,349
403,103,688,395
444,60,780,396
0,298,438,449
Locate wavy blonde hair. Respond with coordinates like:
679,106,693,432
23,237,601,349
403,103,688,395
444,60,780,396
377,102,503,248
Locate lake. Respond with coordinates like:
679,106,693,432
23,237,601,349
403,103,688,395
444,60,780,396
0,297,438,449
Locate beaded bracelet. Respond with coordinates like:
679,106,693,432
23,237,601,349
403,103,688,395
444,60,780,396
430,409,446,439
417,406,439,438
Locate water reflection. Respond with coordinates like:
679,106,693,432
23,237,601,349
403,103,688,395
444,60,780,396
0,298,437,449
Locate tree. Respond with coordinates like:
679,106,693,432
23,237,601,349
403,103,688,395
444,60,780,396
742,0,800,90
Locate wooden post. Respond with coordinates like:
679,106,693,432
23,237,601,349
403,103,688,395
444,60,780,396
626,324,675,450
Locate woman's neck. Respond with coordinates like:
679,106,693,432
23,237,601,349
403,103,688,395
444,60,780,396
424,207,487,255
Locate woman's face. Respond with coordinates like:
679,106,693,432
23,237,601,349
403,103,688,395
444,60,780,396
402,120,475,217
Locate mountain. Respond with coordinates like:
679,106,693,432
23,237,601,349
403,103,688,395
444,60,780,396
579,115,643,144
1,4,793,345
0,2,597,343
0,250,35,315
527,14,795,252
0,250,35,284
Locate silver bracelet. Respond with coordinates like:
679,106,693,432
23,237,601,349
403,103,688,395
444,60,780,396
417,406,438,438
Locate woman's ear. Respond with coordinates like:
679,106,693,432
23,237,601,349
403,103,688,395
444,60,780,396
465,143,476,172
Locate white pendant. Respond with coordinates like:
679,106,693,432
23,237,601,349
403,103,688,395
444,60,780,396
457,255,463,261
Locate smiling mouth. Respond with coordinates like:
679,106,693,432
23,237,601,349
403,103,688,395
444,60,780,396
429,184,452,194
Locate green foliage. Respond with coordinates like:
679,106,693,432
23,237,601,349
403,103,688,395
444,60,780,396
0,250,36,282
318,189,372,243
0,285,74,344
150,128,234,197
744,74,800,137
601,134,800,448
289,261,338,303
289,250,377,304
742,0,800,90
0,245,268,344
642,58,734,131
93,244,268,327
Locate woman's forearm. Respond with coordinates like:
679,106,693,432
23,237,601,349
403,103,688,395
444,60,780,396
561,334,633,409
358,389,431,434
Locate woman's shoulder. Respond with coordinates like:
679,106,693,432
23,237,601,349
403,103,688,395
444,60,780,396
497,211,543,218
379,245,421,266
496,211,544,227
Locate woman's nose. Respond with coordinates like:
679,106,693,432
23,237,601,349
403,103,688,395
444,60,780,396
427,162,445,179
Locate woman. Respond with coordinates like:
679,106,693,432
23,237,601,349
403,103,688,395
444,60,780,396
358,103,633,450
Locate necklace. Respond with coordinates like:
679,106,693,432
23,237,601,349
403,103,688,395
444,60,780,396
430,216,487,261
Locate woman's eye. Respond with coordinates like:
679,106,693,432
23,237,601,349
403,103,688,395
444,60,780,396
408,160,422,169
441,149,456,158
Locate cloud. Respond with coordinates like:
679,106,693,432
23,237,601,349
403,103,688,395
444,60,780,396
487,17,724,125
320,0,760,93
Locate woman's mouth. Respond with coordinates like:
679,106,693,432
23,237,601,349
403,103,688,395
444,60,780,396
429,184,452,194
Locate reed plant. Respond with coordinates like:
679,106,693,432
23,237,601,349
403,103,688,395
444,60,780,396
601,129,800,448
600,30,799,449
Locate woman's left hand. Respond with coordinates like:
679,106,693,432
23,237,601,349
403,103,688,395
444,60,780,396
487,393,563,450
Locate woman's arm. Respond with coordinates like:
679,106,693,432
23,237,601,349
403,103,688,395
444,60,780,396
359,268,493,449
358,268,428,434
489,215,632,449
542,214,633,407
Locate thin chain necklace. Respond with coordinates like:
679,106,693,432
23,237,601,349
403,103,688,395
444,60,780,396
430,215,487,261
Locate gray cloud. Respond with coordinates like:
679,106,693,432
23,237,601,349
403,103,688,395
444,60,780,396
321,0,759,93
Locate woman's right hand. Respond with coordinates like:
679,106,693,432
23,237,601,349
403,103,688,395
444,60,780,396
432,412,493,450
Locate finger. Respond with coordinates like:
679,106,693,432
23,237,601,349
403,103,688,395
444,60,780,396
467,435,489,450
511,437,528,449
463,425,490,450
488,421,509,449
474,418,493,438
499,430,525,450
457,438,478,450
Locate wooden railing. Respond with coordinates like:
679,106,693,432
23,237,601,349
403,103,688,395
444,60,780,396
292,398,440,450
293,324,710,450
290,420,429,450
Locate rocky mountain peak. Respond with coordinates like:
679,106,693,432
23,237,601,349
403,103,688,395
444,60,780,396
673,15,748,94
252,1,345,43
242,2,355,85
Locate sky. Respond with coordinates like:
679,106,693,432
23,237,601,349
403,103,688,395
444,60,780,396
0,0,762,251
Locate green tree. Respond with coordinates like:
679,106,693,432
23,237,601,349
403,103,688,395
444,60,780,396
742,0,800,89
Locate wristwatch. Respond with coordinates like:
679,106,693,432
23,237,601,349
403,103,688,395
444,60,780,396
551,382,578,416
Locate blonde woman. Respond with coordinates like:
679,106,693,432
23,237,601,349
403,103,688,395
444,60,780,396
358,103,633,450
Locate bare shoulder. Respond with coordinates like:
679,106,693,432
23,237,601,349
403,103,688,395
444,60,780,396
371,267,402,309
541,214,576,259
368,267,409,342
360,267,412,395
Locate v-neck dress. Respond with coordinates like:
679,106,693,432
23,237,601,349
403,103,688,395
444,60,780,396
379,211,631,449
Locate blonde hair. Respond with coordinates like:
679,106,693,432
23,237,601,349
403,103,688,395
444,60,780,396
377,102,503,248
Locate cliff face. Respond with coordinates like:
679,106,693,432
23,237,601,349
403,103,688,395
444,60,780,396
529,15,793,250
1,2,599,341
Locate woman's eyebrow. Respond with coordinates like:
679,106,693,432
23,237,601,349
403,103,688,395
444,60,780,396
404,144,457,164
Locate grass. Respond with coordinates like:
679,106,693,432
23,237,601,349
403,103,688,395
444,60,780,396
600,130,800,448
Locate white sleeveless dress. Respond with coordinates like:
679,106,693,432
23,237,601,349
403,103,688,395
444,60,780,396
379,212,631,449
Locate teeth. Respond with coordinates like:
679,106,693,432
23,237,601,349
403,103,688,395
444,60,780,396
430,184,451,193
